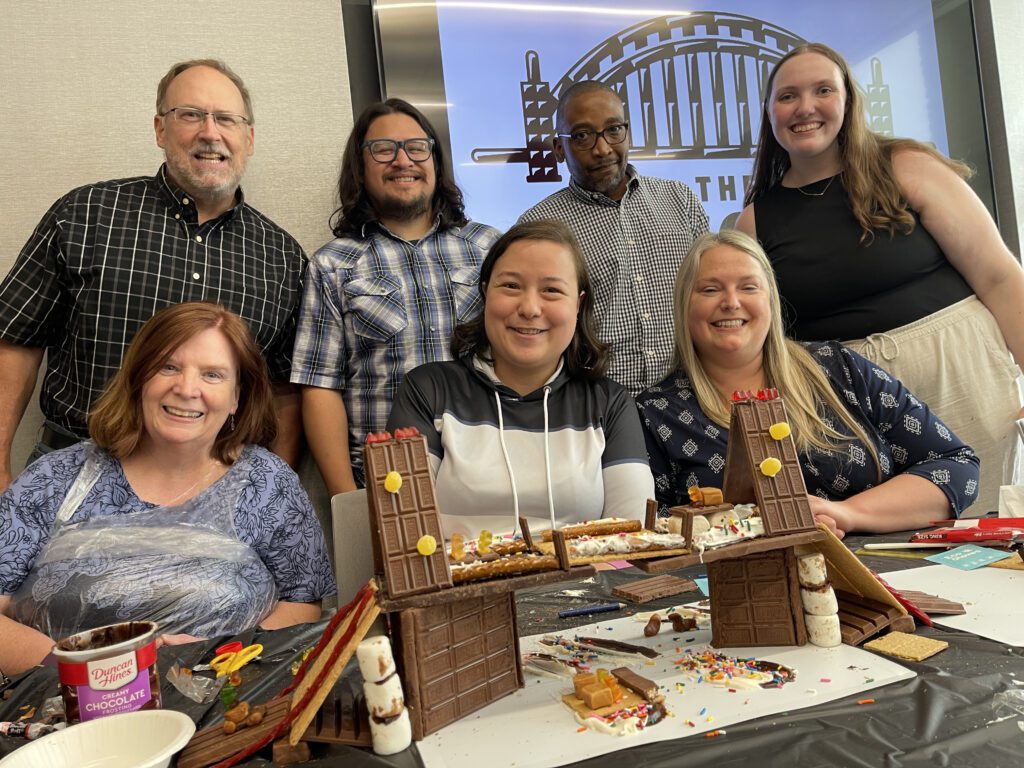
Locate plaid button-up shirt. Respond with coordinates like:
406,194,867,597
0,166,306,436
290,219,500,482
519,166,708,395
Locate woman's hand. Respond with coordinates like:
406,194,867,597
807,495,856,539
157,633,205,648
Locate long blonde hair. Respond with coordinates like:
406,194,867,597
744,43,970,243
672,230,878,469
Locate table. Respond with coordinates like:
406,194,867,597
2,532,1023,766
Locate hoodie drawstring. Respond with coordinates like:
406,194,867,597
493,386,557,537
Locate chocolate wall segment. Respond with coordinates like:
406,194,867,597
363,432,453,598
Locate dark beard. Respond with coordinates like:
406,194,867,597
374,191,432,222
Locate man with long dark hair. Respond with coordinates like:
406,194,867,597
291,99,500,493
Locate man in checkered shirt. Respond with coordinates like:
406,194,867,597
291,99,500,494
0,60,306,491
519,81,709,396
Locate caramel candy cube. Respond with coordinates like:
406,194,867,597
581,684,614,709
573,672,597,697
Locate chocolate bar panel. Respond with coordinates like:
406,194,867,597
836,589,908,645
364,434,452,598
300,687,372,747
708,549,805,648
397,593,522,739
723,398,815,536
611,574,699,603
895,590,966,616
178,696,290,768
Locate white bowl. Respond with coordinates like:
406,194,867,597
0,710,196,768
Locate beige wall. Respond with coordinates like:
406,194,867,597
0,1,351,470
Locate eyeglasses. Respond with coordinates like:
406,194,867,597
362,138,435,163
557,122,629,151
161,107,251,129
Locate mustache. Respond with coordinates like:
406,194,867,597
194,141,232,158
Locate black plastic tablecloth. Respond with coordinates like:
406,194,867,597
2,532,1022,767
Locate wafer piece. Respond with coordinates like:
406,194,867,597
864,631,948,661
609,667,660,702
895,590,966,616
611,574,698,603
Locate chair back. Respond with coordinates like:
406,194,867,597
330,489,376,601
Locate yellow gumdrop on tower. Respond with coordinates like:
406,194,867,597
768,422,791,440
416,534,437,556
383,471,402,493
759,457,782,477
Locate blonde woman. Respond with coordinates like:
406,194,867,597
737,42,1023,515
636,231,979,538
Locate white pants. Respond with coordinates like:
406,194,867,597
844,296,1022,517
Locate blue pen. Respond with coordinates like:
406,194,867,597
558,602,627,619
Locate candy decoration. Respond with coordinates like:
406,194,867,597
449,533,466,562
759,457,782,477
478,530,493,555
383,471,402,493
768,422,791,440
416,535,437,556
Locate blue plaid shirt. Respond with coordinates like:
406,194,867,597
290,219,500,482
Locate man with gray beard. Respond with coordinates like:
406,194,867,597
0,59,306,490
291,98,499,494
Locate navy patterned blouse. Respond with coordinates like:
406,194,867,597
636,342,980,517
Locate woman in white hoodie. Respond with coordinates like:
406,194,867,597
387,219,654,539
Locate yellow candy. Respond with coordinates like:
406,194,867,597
478,530,493,555
416,534,437,556
768,422,791,440
759,457,782,477
450,533,466,562
383,471,403,493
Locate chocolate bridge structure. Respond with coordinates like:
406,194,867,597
469,12,893,183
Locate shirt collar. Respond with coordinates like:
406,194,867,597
360,211,442,241
567,163,638,205
154,164,245,222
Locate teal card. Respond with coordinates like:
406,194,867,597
924,544,1017,570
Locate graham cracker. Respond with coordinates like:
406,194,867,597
864,631,948,661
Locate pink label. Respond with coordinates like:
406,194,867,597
76,671,153,721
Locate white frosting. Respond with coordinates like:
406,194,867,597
693,515,765,552
574,711,641,737
567,531,689,557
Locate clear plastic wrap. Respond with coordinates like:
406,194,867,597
10,445,277,641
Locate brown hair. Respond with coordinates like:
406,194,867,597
330,98,467,238
744,42,969,242
451,219,610,380
89,302,276,462
156,59,254,123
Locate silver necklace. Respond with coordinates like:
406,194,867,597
795,175,836,197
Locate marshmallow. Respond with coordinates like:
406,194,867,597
797,552,828,589
357,635,396,683
369,707,412,755
800,585,839,616
805,613,842,647
364,672,405,720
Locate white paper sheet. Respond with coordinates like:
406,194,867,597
416,613,916,768
880,565,1024,646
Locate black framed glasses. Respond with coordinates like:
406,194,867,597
557,122,629,151
362,138,435,163
161,107,251,129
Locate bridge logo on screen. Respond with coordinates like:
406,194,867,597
470,12,892,184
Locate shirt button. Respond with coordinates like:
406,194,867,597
642,313,651,320
192,272,201,280
430,326,436,331
628,239,635,246
634,274,643,282
195,235,203,243
182,197,190,205
645,350,654,357
174,213,181,220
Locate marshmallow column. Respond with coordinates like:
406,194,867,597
356,635,412,755
798,553,842,647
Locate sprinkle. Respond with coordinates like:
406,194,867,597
819,678,831,683
706,715,714,722
857,698,875,705
577,726,588,733
865,678,875,683
727,688,736,693
705,728,726,738
698,707,707,716
684,719,696,727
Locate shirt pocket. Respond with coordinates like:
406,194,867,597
343,275,408,342
449,266,482,323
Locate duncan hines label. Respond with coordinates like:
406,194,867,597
87,650,138,690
